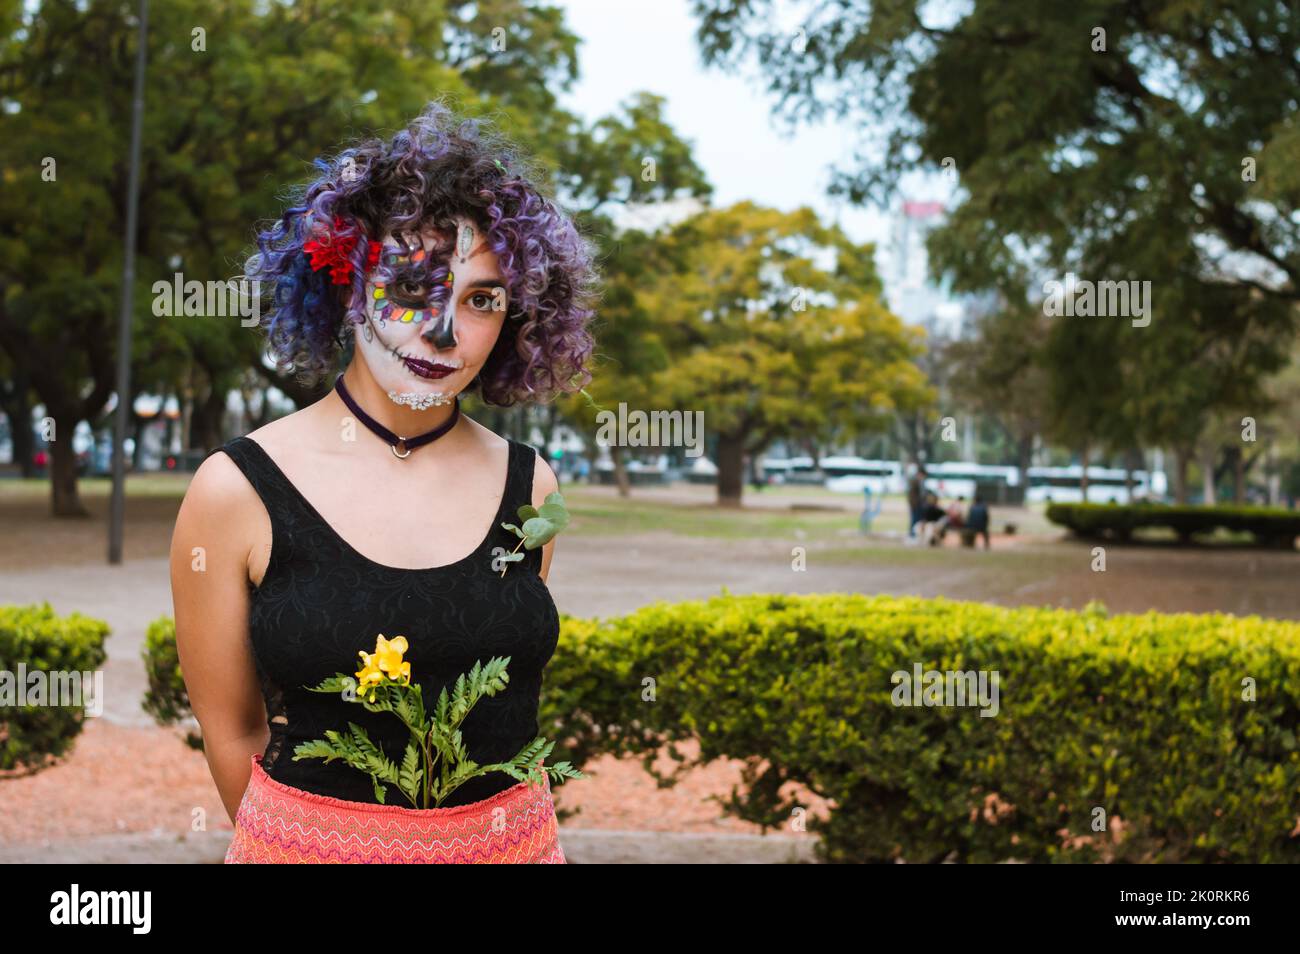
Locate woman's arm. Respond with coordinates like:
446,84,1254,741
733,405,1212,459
168,452,271,825
531,452,560,584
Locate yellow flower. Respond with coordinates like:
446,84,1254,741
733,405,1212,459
354,634,411,699
375,634,411,684
356,658,384,685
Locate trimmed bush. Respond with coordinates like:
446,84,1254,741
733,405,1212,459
141,616,202,750
0,603,109,773
543,593,1300,863
1046,502,1300,547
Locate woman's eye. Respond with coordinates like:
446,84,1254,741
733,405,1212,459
468,291,497,311
387,280,430,306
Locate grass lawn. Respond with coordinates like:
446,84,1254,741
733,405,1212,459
3,473,1297,620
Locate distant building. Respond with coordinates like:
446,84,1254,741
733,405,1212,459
881,198,997,341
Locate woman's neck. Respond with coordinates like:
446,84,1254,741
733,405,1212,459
335,361,459,440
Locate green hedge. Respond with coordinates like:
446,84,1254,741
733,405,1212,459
143,595,1300,862
544,593,1300,863
1046,502,1300,546
0,603,110,773
140,616,203,750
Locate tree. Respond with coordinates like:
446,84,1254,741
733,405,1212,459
1040,306,1128,496
1117,277,1291,502
637,201,931,505
0,349,36,477
945,302,1049,481
546,92,715,496
891,327,948,469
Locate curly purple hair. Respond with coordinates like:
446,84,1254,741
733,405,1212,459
244,100,597,405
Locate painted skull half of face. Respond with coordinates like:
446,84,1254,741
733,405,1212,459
351,217,508,409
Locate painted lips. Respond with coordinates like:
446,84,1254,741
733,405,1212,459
402,356,458,379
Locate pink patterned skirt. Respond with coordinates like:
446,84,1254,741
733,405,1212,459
224,753,566,864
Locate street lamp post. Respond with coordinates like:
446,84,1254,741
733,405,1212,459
108,0,148,564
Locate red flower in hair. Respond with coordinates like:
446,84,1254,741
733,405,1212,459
365,237,383,275
303,216,381,285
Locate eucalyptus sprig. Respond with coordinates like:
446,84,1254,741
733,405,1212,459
496,490,570,577
292,634,583,808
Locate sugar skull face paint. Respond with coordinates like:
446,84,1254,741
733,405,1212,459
351,217,509,408
370,246,454,334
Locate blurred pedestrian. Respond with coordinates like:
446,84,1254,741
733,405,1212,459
907,465,928,538
966,494,991,549
946,495,966,530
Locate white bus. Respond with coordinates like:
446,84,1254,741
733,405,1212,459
1025,465,1167,504
821,456,906,494
760,455,819,485
761,455,906,493
923,462,1020,500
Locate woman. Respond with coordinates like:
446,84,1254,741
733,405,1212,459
169,101,597,863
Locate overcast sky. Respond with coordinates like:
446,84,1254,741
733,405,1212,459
553,0,906,251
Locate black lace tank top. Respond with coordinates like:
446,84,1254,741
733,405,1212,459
214,434,561,808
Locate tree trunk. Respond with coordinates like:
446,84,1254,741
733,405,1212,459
131,412,147,470
1173,446,1190,504
253,387,272,429
609,443,630,498
164,400,177,457
238,380,257,435
1233,447,1245,503
180,381,194,453
545,403,560,461
47,410,88,516
1201,444,1217,505
1015,434,1033,487
716,433,744,507
1,386,36,478
190,384,227,452
1079,444,1090,498
1268,442,1280,506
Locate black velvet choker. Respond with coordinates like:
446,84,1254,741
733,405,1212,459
334,374,460,459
